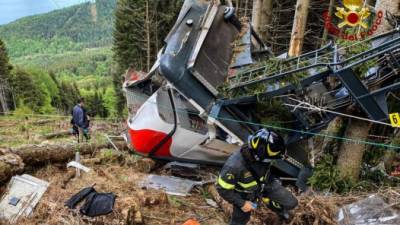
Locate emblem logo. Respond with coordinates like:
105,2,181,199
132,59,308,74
335,0,371,28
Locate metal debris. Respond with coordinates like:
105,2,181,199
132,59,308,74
139,174,214,196
337,195,400,225
0,174,49,223
67,161,90,173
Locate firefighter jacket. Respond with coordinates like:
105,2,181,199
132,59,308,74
216,149,271,208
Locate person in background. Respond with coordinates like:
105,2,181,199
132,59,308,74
72,98,90,142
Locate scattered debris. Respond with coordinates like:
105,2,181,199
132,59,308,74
65,185,116,217
79,191,116,217
205,198,218,208
182,218,201,225
67,161,91,173
0,174,49,223
337,195,400,225
65,186,96,209
164,162,201,180
104,134,121,153
139,175,214,196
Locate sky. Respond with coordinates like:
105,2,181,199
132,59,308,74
0,0,92,25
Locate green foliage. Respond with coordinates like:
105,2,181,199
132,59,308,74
103,87,118,118
112,0,182,115
0,38,13,111
13,47,113,78
9,68,47,112
309,154,355,193
0,1,122,118
113,0,181,71
0,0,116,58
0,39,11,79
13,104,33,118
336,39,374,77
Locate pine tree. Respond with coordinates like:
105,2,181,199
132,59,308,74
0,39,13,113
112,0,182,116
9,68,46,113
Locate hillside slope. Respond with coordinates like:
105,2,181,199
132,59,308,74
0,0,116,59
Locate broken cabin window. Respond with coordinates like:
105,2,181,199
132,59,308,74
156,88,175,124
172,90,207,135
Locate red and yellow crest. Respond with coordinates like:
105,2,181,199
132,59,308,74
335,0,371,28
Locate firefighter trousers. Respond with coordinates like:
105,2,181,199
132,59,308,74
229,180,298,225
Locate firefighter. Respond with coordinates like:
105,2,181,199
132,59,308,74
217,129,298,225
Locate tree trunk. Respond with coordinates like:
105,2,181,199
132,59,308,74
252,0,274,44
336,119,370,181
0,141,128,183
251,0,263,34
259,0,274,41
321,0,335,44
0,82,9,114
145,0,151,72
375,0,400,34
322,117,345,156
12,141,128,165
288,0,310,57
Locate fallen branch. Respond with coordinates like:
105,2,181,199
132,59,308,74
61,169,76,189
43,130,70,139
206,184,232,217
32,119,55,126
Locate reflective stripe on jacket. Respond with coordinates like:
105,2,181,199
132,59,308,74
216,149,270,208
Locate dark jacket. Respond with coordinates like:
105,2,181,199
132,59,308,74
216,149,271,208
72,104,88,128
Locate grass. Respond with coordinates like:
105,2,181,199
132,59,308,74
0,115,113,148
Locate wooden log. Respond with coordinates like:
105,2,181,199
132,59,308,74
32,119,55,126
251,0,273,42
0,141,128,183
0,148,24,183
43,130,70,139
11,141,128,166
251,0,263,35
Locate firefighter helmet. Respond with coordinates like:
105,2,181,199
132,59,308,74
248,129,285,161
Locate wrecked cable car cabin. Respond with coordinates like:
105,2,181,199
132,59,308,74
123,0,307,185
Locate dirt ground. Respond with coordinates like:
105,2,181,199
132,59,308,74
0,116,228,225
13,161,227,225
2,116,400,225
